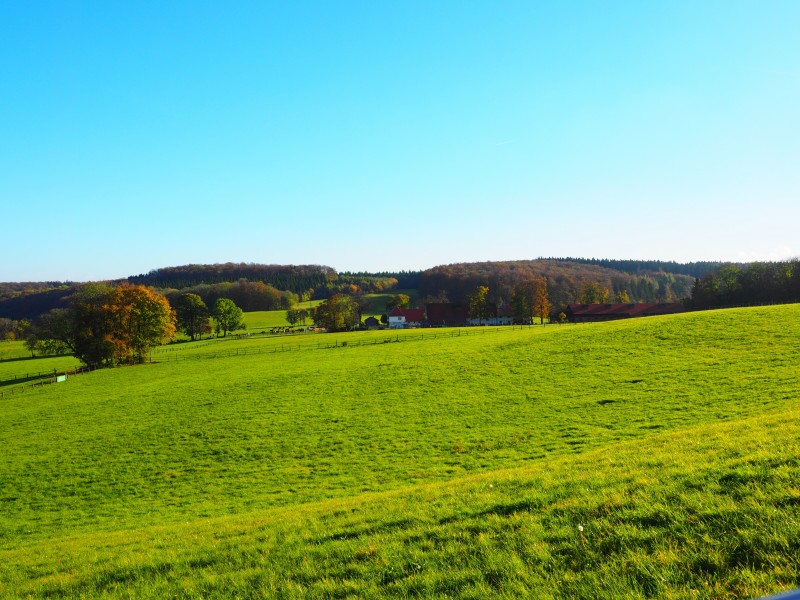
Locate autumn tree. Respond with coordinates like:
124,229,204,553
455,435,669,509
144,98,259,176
468,285,492,325
580,282,610,304
385,294,411,311
174,293,211,341
512,277,551,324
614,289,631,303
30,284,175,367
212,298,245,337
0,318,30,342
531,276,551,324
114,283,177,363
311,294,360,331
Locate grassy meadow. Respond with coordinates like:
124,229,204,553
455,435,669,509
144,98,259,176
1,305,799,597
0,341,81,389
239,290,417,331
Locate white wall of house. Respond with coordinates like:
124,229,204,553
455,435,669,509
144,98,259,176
467,316,514,326
388,316,406,329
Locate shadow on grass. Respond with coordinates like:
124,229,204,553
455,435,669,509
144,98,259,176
0,353,72,364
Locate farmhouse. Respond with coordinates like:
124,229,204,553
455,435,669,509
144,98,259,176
467,304,514,326
387,307,425,329
426,302,514,326
565,303,687,323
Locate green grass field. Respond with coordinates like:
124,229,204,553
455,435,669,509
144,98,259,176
1,305,799,597
240,291,418,330
0,341,82,389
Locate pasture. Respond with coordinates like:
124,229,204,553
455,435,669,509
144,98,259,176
1,305,799,597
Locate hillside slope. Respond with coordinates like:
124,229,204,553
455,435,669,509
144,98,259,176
2,404,798,598
1,305,798,597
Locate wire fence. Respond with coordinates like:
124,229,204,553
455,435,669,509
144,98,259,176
153,324,552,363
0,323,554,393
0,365,94,398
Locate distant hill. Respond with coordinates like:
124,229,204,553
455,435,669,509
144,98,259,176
127,263,337,293
0,286,74,320
419,259,696,308
541,257,733,279
3,257,793,321
0,263,413,320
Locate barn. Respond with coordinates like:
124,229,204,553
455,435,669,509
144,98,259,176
565,303,687,323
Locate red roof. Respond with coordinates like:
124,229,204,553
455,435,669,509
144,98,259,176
389,307,425,322
566,303,686,317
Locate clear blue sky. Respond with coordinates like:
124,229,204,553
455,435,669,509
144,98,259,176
2,1,798,282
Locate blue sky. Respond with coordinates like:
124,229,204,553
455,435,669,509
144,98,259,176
1,1,798,281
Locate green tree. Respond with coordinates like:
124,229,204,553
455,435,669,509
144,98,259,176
14,319,30,340
311,294,360,331
212,298,245,337
580,282,610,304
511,280,535,324
297,308,309,325
468,285,492,325
512,277,551,324
385,294,411,311
286,307,310,326
70,284,123,367
27,308,76,358
615,290,631,303
174,293,211,341
30,284,175,367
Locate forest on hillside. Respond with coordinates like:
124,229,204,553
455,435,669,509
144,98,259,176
542,258,730,279
690,260,800,308
2,258,799,321
127,263,337,294
419,260,695,308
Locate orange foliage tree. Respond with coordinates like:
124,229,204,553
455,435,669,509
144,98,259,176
32,283,176,367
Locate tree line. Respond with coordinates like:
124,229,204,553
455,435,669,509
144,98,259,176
162,280,298,312
21,284,249,367
541,258,730,279
419,259,695,313
127,263,337,294
689,260,800,309
5,259,800,327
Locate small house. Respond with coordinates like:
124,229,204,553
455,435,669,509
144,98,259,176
387,308,425,329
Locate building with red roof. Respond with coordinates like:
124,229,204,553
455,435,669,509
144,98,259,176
387,307,426,328
564,303,687,323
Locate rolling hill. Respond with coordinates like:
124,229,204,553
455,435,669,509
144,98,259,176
1,305,799,597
